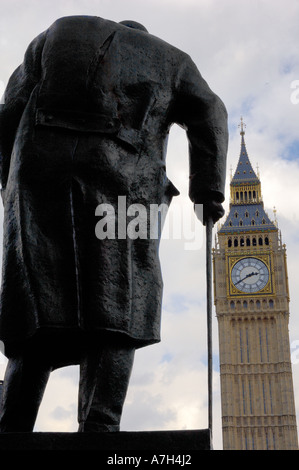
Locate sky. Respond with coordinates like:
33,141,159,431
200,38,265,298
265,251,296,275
0,0,299,451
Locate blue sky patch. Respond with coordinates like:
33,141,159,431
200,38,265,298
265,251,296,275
282,140,299,161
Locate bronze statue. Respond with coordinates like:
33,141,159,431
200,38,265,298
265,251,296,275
0,16,228,432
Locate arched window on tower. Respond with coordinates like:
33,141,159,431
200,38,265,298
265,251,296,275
265,237,269,246
246,238,250,246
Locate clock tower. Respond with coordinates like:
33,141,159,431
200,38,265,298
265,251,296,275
213,119,298,450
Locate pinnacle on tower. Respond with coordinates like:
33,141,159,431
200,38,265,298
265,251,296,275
231,117,260,186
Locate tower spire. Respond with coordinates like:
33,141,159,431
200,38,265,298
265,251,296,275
219,119,277,232
231,119,259,185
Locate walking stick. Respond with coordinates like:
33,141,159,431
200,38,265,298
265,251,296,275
206,216,214,443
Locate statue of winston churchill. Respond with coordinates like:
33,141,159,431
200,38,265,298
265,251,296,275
0,16,228,432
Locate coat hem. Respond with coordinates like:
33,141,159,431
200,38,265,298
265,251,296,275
0,325,161,367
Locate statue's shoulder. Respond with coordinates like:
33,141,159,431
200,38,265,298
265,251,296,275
45,15,118,46
50,15,103,26
47,16,192,66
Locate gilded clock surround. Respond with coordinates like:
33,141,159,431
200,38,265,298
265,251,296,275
228,253,274,297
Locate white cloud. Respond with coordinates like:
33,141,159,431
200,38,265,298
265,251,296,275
35,367,79,432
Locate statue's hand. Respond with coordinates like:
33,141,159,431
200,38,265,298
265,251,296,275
194,200,224,226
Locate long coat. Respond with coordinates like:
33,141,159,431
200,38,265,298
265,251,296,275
0,16,228,367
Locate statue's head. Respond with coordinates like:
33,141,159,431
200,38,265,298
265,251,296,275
119,20,148,33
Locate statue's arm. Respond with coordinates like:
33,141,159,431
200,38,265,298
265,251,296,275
0,30,47,190
172,55,228,221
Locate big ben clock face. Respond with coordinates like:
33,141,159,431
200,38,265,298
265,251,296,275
231,257,270,293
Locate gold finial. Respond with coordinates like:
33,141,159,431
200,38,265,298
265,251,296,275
256,163,260,178
238,116,246,136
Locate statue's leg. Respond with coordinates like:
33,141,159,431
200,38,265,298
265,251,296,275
0,354,52,432
78,340,135,432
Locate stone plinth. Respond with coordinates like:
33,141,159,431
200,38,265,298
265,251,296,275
0,429,211,452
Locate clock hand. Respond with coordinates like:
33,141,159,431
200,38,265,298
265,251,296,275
234,271,259,286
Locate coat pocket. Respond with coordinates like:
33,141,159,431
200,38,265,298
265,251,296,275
35,108,121,134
